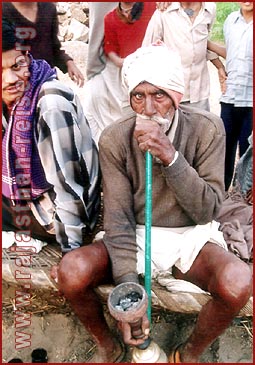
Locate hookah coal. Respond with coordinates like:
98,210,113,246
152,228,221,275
108,282,168,363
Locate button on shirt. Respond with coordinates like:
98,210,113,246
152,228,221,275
142,2,218,103
220,10,253,107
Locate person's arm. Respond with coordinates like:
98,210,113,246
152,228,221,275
134,113,226,224
107,51,124,68
210,57,228,94
36,82,101,254
66,60,85,87
50,4,73,71
207,40,226,59
99,122,150,348
103,11,121,63
99,124,139,286
50,4,85,87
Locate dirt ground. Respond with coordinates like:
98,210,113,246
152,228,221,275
2,282,253,363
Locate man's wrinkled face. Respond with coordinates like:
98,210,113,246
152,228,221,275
130,82,175,119
2,49,30,108
130,82,175,133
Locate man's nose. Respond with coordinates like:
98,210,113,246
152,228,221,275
143,97,156,116
3,69,19,84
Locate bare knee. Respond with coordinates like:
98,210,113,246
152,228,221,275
57,248,92,297
56,241,110,299
211,260,252,310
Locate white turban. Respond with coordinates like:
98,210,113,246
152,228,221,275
122,42,184,109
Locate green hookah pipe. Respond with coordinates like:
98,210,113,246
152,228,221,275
145,150,152,322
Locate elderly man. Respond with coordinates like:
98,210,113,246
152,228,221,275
56,44,251,363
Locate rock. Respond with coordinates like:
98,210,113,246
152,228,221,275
65,18,89,42
70,7,88,24
56,2,90,43
56,2,71,16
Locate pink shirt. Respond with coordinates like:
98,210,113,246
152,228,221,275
143,3,218,103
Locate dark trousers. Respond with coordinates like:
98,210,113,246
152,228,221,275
2,195,56,243
220,102,252,191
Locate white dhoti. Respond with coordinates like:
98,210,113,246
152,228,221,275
136,221,227,275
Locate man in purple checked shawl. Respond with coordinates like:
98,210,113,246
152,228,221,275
2,18,101,259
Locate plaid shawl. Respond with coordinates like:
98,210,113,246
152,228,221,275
2,55,56,201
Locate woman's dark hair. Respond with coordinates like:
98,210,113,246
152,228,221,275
131,2,144,21
2,18,24,52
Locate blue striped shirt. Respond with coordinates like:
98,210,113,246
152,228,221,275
220,10,253,107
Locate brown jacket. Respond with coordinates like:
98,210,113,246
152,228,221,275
99,105,226,284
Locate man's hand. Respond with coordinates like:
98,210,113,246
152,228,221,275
67,60,85,87
218,67,227,94
134,115,175,166
156,2,172,11
117,314,150,347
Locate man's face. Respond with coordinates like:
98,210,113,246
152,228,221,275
238,2,253,12
2,49,30,108
130,82,175,120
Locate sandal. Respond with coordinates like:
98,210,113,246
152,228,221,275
168,344,182,363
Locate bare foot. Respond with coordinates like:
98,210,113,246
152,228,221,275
87,338,125,363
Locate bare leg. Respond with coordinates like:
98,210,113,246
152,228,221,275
172,243,252,363
54,240,123,362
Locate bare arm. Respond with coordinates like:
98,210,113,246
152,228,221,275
66,60,85,88
107,51,124,68
208,40,226,59
210,57,227,94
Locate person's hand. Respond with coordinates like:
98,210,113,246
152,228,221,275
67,60,85,87
156,2,172,11
117,314,150,347
134,115,176,166
218,67,227,94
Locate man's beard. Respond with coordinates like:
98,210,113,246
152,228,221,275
136,113,173,134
